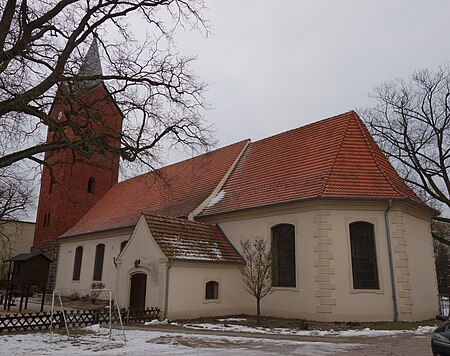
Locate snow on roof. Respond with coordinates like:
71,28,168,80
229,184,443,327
143,214,243,264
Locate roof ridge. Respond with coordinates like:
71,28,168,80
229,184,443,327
318,112,354,197
252,111,355,145
355,114,406,198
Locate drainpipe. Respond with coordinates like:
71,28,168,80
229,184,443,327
163,261,172,320
385,199,399,322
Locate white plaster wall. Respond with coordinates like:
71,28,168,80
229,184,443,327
56,232,130,298
167,264,252,319
115,217,167,312
402,211,439,320
211,200,437,322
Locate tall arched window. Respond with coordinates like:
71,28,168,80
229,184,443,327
205,281,219,300
272,224,296,287
93,243,105,281
87,177,95,194
72,246,83,281
350,222,379,289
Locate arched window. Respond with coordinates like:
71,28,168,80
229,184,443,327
72,246,83,281
205,281,219,300
120,240,128,252
87,177,95,194
272,224,296,287
350,222,379,289
93,243,105,281
43,213,47,227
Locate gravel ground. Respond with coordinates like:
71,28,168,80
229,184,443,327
136,324,434,355
335,334,432,355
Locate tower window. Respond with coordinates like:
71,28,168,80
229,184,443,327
87,177,95,194
43,212,51,227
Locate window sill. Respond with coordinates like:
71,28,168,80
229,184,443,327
203,299,221,304
271,286,299,292
350,288,383,295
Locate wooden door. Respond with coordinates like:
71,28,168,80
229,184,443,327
129,273,147,310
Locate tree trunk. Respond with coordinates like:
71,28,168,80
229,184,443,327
256,297,261,325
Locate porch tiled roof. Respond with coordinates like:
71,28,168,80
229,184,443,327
200,111,425,216
144,214,243,264
61,140,249,238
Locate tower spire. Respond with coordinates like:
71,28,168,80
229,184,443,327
77,38,103,90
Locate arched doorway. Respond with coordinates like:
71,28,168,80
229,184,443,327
129,273,147,310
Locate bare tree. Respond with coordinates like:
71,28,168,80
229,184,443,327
362,66,450,234
432,221,450,293
240,236,273,325
0,0,213,173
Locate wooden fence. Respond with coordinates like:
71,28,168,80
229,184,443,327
0,307,160,333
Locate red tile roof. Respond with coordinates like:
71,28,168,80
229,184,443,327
143,214,243,264
61,140,249,237
200,111,426,216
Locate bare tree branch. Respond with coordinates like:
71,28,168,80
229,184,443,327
361,66,450,225
240,236,273,325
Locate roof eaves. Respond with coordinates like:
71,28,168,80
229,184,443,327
199,195,437,219
58,224,135,240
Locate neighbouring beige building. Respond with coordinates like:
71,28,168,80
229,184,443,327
0,220,35,283
54,111,439,322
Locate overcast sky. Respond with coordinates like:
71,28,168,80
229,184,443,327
159,0,450,162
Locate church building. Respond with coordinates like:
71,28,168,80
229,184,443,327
33,41,439,322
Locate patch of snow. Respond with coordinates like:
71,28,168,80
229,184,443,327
0,327,361,355
160,236,224,261
144,319,177,326
217,318,247,322
183,323,437,337
83,324,101,333
206,191,226,208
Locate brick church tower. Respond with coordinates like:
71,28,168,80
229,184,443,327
32,40,123,289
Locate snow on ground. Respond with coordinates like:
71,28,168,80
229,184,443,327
0,326,361,356
182,322,437,337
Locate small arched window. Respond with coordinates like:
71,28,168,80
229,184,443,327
72,246,83,281
350,222,379,289
87,177,95,194
43,213,47,227
120,240,128,252
93,243,105,281
272,224,296,287
205,281,219,300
